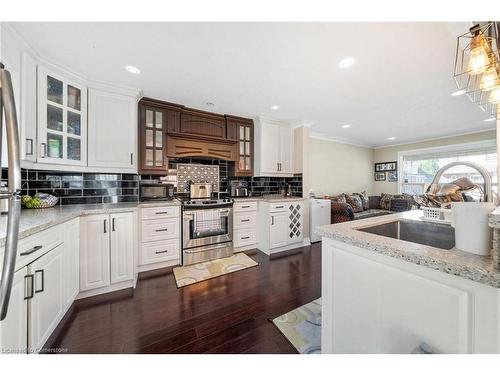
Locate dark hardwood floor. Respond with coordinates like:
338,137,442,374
45,243,321,354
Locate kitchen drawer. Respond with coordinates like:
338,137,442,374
140,239,180,265
141,217,180,242
141,205,180,220
17,224,64,263
233,201,258,212
269,202,288,213
233,211,257,229
233,228,257,248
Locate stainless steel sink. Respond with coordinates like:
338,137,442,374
356,220,455,250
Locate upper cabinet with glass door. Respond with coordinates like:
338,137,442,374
226,116,254,177
37,65,87,166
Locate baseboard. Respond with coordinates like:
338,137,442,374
76,280,134,300
234,243,258,253
137,259,180,273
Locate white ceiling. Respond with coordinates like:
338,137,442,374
10,22,495,147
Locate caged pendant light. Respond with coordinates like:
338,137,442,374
454,22,500,114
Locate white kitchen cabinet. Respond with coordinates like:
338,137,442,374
20,50,37,163
37,64,87,166
110,212,134,284
79,212,136,295
254,116,295,177
258,199,305,255
63,218,80,309
0,268,28,354
29,244,64,352
139,204,181,271
233,200,258,252
79,214,111,291
269,211,289,249
87,88,137,171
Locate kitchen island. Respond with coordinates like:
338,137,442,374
316,210,500,354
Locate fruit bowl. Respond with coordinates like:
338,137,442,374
21,193,59,209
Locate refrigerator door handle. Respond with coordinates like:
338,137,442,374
0,65,22,321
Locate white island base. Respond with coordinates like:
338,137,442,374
321,237,500,354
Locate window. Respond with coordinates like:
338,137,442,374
399,140,497,197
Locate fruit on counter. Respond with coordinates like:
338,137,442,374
21,195,32,205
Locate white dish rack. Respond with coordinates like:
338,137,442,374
421,207,453,225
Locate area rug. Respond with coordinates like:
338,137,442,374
272,298,322,354
173,253,258,288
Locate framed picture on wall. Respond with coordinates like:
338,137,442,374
388,171,398,182
375,172,386,181
374,161,397,172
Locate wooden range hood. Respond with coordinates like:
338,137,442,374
138,97,253,175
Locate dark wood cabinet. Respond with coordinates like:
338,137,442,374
138,98,182,175
179,109,226,139
226,115,254,177
138,98,254,176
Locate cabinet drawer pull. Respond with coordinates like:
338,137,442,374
155,228,169,232
26,138,34,156
130,153,134,165
35,270,44,294
20,245,43,256
275,205,284,209
155,250,169,254
104,219,107,233
271,216,274,225
241,219,250,222
40,142,47,158
112,218,116,232
24,275,34,300
241,236,250,240
155,211,170,215
241,205,251,208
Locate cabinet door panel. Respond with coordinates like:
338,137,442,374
63,218,80,309
29,244,64,351
20,50,37,162
0,268,28,353
37,65,87,166
88,89,136,170
279,126,293,174
79,214,110,291
110,213,134,284
260,124,280,173
269,212,288,249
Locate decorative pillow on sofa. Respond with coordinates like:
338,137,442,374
355,191,369,210
330,194,347,204
345,194,364,213
379,193,393,210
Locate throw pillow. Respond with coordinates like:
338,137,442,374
379,193,393,210
331,194,347,204
355,191,369,210
345,194,364,213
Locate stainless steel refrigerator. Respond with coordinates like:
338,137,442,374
0,61,22,322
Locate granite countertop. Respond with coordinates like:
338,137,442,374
489,207,500,228
0,200,181,247
316,210,500,288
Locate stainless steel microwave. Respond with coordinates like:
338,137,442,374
139,182,175,201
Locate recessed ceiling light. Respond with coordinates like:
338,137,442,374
484,117,496,122
338,57,355,69
341,124,351,129
388,136,396,140
271,105,280,110
125,65,141,74
451,89,466,96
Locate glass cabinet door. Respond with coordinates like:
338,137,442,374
143,107,165,169
237,123,252,173
38,66,86,165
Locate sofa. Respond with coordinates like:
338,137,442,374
330,193,413,224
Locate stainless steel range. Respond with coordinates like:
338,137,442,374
181,183,234,265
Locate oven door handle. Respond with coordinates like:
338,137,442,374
184,244,231,254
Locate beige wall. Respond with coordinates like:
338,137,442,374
309,137,374,197
373,130,496,195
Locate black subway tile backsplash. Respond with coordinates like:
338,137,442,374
1,158,302,206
